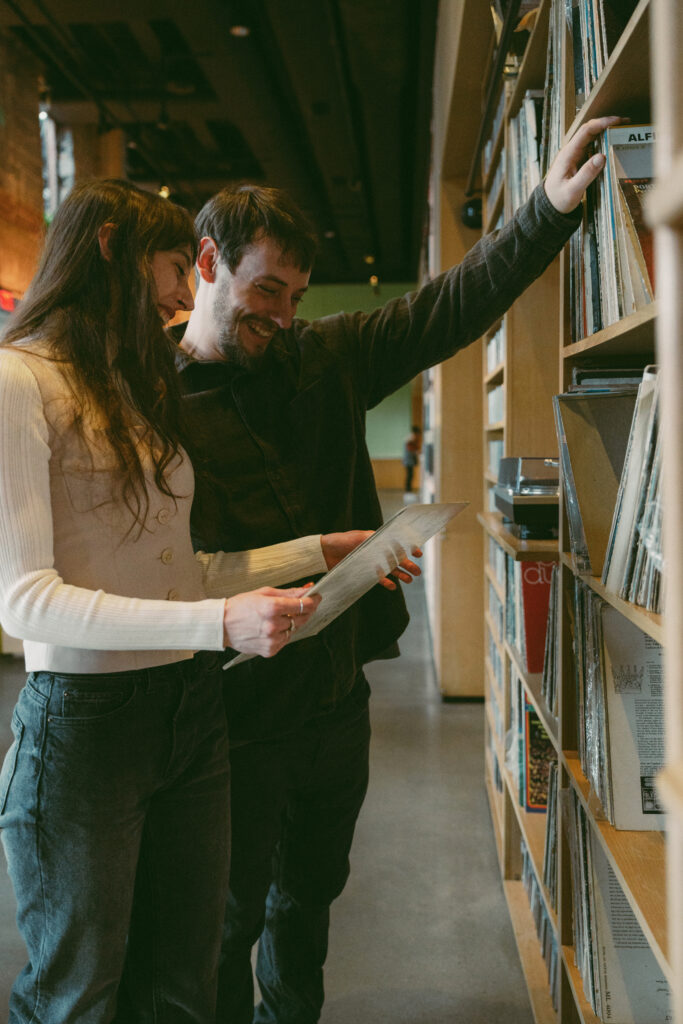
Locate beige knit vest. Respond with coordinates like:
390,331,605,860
13,346,206,673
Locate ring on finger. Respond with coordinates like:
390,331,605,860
298,598,304,616
287,615,296,634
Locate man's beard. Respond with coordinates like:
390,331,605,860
214,293,269,373
217,324,265,372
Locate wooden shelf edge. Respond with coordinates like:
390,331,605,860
483,316,505,340
484,181,505,235
501,761,559,937
484,363,505,385
483,115,506,194
484,609,505,660
479,512,559,561
507,0,551,117
503,880,558,1024
506,640,560,753
559,552,663,644
485,562,505,603
485,747,505,866
563,755,670,979
485,660,505,730
561,304,657,359
485,420,505,433
485,686,506,768
560,946,602,1024
565,0,651,141
485,651,504,704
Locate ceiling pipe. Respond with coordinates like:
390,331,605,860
325,0,381,267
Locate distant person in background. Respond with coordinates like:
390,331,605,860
402,424,422,493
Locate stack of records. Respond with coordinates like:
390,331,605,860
602,367,662,613
505,555,554,674
569,124,654,342
521,840,559,1011
571,578,665,830
553,369,642,574
506,90,544,215
542,760,559,911
506,668,555,813
567,0,641,112
562,789,671,1021
541,0,640,171
540,564,559,718
539,0,564,177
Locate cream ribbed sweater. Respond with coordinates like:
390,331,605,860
0,346,326,672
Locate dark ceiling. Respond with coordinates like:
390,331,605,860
0,0,439,284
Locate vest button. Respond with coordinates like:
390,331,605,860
157,508,170,525
167,588,180,601
161,548,174,564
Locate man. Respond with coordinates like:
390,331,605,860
175,116,618,1024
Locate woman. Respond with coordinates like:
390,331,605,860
0,179,332,1023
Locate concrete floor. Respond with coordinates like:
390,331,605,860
0,493,532,1022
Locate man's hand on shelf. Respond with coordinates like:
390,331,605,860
544,115,628,214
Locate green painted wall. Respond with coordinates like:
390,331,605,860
302,281,417,457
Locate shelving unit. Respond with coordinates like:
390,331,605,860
473,0,673,1020
428,3,679,1010
480,512,559,562
648,0,683,1020
419,0,494,698
559,552,664,645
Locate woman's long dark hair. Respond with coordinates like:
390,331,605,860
2,179,197,529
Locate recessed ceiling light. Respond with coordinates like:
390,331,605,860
166,78,196,96
364,254,375,265
230,25,250,37
158,185,170,199
324,229,336,239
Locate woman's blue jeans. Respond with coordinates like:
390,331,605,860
0,651,230,1023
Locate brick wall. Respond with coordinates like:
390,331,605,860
0,31,44,297
72,124,126,181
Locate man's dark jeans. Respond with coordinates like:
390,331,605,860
216,676,371,1024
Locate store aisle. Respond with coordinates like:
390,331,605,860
0,494,533,1022
319,494,533,1024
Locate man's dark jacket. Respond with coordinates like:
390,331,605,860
176,185,581,743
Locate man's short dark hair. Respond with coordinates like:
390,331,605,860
195,184,318,273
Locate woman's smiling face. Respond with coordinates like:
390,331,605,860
150,246,195,324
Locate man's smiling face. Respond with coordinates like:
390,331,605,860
212,234,310,369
